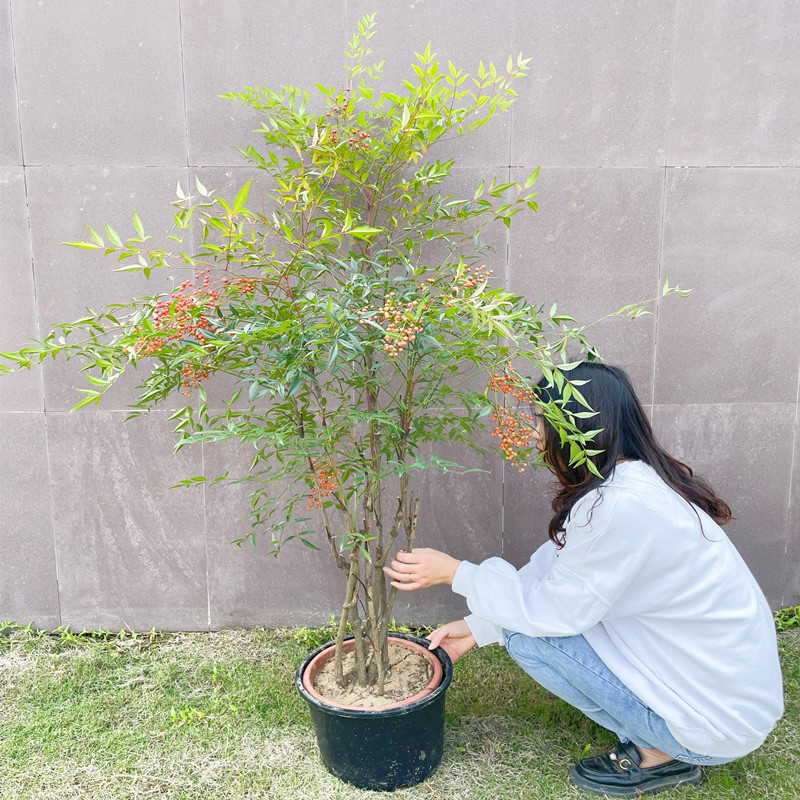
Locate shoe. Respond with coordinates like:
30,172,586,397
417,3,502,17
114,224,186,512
569,741,703,797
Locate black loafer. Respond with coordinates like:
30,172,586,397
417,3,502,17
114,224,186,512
569,741,702,797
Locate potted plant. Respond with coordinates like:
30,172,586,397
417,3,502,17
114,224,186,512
0,15,679,790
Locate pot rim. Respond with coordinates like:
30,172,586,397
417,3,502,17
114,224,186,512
295,631,453,718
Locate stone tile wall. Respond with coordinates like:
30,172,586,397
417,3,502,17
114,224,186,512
1,0,797,629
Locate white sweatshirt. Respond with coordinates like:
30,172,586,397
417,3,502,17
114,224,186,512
453,460,784,758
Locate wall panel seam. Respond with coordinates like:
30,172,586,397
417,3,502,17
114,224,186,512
42,412,63,627
663,0,678,169
6,0,24,163
176,0,191,169
783,357,800,607
650,166,668,406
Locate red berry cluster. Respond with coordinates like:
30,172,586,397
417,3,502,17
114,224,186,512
308,460,338,509
346,130,371,151
357,292,424,357
133,271,219,357
133,271,255,358
326,128,370,150
325,88,352,118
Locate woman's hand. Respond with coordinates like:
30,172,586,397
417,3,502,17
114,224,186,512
383,547,461,591
426,619,477,663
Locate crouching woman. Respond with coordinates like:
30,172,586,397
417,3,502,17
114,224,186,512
384,362,783,798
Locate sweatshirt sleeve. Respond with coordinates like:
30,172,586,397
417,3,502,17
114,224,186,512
455,541,559,646
453,488,651,639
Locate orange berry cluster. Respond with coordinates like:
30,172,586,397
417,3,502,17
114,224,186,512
461,264,493,290
180,363,211,397
489,364,538,470
445,264,495,307
490,364,535,403
308,460,338,509
357,292,424,357
491,406,537,471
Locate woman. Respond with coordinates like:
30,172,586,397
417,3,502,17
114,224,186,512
384,362,783,798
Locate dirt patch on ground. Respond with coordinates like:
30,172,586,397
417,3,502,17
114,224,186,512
312,642,433,708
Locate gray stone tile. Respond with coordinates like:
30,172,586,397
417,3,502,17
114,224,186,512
503,462,558,568
785,417,800,608
47,410,207,631
181,0,347,166
1,0,22,165
511,0,674,167
0,168,43,411
12,0,186,166
25,166,189,411
203,441,347,629
668,1,800,166
652,402,794,607
403,440,503,624
0,412,60,627
508,166,664,399
655,168,800,405
349,0,515,169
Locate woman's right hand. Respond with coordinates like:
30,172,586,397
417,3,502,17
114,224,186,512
426,619,477,663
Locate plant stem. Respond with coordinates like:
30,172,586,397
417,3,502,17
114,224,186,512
334,554,360,687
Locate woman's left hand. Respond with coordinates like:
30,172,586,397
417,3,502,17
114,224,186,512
383,547,461,591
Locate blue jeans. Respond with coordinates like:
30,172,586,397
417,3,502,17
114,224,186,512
503,630,735,766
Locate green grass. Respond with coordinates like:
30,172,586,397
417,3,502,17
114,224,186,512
1,623,798,799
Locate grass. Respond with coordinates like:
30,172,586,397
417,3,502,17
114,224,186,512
1,622,799,799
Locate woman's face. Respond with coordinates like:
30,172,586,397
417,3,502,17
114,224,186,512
532,410,546,453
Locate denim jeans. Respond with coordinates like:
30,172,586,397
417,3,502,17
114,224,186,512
502,629,736,766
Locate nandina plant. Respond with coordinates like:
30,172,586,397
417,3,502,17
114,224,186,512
0,16,680,695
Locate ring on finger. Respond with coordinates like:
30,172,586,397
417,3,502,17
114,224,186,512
408,573,414,582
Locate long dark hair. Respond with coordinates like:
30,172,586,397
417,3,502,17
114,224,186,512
536,362,732,546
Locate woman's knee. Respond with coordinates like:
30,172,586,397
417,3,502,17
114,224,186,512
502,629,550,667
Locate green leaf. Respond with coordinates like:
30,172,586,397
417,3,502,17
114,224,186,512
63,241,102,250
88,226,104,246
233,180,252,214
523,167,540,188
104,224,122,247
71,389,103,411
358,544,372,563
133,211,145,239
300,538,320,550
346,226,383,240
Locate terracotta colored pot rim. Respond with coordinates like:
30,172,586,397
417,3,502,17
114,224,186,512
301,634,444,711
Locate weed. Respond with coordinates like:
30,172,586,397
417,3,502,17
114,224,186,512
290,617,436,651
775,605,800,631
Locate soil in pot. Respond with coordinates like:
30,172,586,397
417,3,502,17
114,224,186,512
312,640,434,708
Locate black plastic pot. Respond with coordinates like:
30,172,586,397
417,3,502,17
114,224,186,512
295,632,454,791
